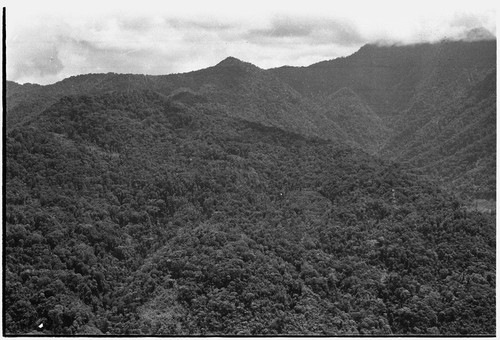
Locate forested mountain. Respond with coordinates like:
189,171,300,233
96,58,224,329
271,40,495,116
8,40,496,198
5,39,496,335
5,89,495,335
380,70,496,198
7,57,348,145
271,39,496,198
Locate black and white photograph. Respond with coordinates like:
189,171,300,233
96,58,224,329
2,0,496,336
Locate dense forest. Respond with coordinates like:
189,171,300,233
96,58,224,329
5,86,495,335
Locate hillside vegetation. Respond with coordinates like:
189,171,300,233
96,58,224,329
5,89,495,335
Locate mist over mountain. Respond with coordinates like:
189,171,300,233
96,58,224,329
5,38,496,335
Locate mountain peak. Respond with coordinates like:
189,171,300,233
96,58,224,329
217,56,244,66
215,56,260,71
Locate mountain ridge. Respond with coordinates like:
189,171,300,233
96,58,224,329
6,39,496,198
269,39,496,198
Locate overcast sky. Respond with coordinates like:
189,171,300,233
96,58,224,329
4,0,497,85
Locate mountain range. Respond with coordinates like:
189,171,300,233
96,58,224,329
7,39,496,198
5,38,496,335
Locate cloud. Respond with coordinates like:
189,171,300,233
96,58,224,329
9,44,64,82
5,0,497,84
7,14,222,83
165,18,236,31
117,17,155,32
250,17,315,38
247,15,364,46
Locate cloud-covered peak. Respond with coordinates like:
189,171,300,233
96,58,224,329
463,27,496,41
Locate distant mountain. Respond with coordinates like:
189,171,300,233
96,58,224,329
7,58,347,145
271,40,495,117
6,74,153,127
271,39,496,198
7,39,496,198
163,56,347,141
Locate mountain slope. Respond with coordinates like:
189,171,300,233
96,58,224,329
7,58,347,144
320,87,389,153
163,57,348,141
381,70,496,198
271,40,495,117
5,90,495,335
271,39,496,198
